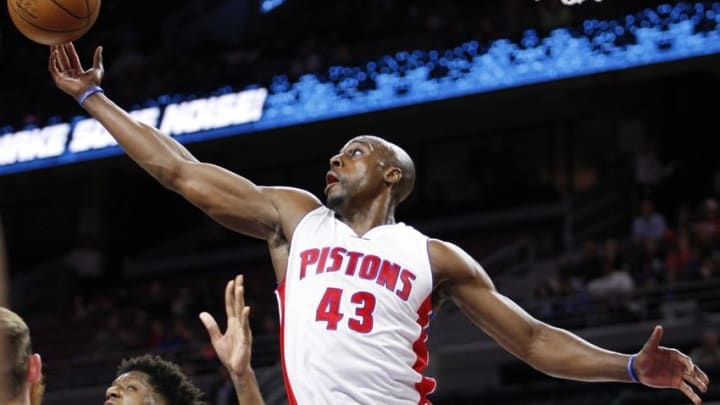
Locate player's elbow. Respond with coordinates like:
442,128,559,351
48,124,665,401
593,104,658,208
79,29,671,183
156,158,193,192
522,320,551,366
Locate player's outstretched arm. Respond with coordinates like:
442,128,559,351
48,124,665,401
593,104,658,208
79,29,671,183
430,239,710,405
48,43,320,240
200,275,265,405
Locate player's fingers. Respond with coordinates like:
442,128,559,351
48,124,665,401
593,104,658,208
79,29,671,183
225,280,235,321
57,43,71,72
93,46,104,73
51,55,64,79
234,274,245,315
694,364,710,385
678,381,702,405
684,371,708,394
675,351,695,373
199,312,222,342
50,48,63,73
241,306,252,339
48,49,58,75
48,45,57,67
65,42,83,72
645,325,664,350
685,364,709,393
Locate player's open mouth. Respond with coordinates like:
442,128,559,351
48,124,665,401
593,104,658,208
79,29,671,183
325,172,339,194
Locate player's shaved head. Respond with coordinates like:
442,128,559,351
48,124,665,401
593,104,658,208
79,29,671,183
347,135,416,204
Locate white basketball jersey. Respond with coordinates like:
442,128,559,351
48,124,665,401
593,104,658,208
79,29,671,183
276,206,436,405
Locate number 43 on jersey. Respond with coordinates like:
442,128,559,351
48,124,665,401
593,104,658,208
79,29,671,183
316,287,377,333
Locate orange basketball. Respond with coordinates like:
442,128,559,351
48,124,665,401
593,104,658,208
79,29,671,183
7,0,101,45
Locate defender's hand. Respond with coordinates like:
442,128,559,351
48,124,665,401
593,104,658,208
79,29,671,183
200,274,253,379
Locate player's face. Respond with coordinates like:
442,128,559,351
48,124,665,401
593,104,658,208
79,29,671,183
325,139,385,209
104,371,166,405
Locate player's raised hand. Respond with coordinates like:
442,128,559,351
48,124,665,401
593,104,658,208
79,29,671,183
633,325,710,404
199,274,253,379
48,42,104,100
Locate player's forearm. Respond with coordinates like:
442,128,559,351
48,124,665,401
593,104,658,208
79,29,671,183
231,370,265,405
81,93,197,186
526,323,633,382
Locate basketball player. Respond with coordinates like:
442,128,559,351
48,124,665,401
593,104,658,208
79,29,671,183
0,217,43,405
49,43,710,404
0,307,45,405
1,274,262,405
107,353,206,405
109,274,264,405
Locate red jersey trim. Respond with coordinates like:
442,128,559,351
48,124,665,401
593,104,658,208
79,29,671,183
275,281,299,405
413,295,436,405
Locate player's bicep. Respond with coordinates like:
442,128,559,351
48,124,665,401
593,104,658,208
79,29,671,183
432,240,541,360
173,161,315,239
451,281,541,360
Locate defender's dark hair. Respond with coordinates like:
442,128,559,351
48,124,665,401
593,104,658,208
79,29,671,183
116,354,206,405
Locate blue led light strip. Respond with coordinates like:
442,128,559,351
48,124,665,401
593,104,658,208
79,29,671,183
1,1,719,175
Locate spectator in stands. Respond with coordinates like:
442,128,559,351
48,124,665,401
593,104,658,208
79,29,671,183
630,238,667,287
586,239,635,316
692,198,720,256
665,231,701,283
631,198,667,245
586,258,635,314
690,329,720,367
0,307,44,405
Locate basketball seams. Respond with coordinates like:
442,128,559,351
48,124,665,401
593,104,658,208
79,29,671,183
8,0,100,44
9,2,86,33
50,0,90,20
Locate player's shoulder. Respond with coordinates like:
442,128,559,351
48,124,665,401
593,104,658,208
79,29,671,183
264,186,323,209
427,238,466,257
428,238,486,284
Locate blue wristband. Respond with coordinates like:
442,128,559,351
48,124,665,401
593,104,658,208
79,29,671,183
628,354,640,383
78,85,104,106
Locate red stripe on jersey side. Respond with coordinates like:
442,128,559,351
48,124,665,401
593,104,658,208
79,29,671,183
413,295,436,405
275,281,299,405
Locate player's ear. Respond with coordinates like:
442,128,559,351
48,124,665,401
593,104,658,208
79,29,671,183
27,353,42,384
384,167,402,185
